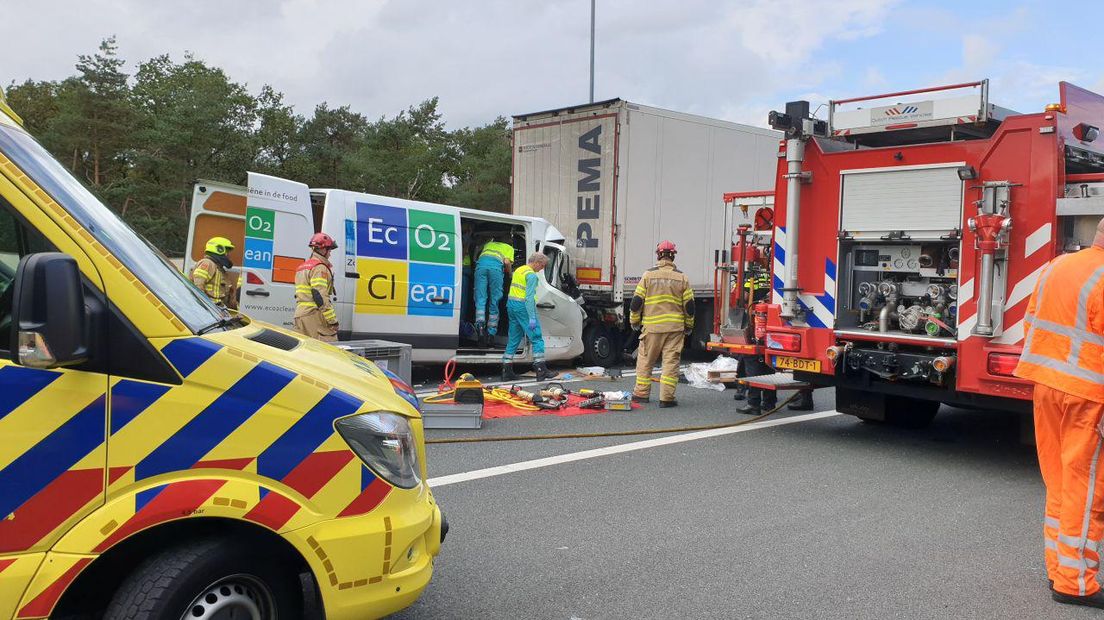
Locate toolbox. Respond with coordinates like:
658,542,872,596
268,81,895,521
604,394,633,411
420,402,484,429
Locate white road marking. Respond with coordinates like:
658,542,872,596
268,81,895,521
426,410,841,488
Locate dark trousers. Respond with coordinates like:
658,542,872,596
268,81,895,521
740,354,777,408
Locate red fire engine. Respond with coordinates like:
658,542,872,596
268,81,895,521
751,79,1104,426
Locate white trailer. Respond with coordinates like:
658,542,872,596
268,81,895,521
512,98,780,365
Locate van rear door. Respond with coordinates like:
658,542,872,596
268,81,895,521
240,173,314,329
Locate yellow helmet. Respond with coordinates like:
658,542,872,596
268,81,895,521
205,236,235,255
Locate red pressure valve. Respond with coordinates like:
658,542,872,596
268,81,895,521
968,213,1012,251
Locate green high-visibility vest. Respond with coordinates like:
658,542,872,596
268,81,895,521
480,241,515,264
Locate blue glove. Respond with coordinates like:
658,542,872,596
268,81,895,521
528,317,537,331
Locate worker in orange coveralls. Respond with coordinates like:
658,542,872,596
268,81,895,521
1015,216,1104,609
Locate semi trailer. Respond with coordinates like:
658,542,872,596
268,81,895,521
511,99,779,365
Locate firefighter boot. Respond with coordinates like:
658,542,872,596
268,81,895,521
659,400,678,408
533,361,555,381
788,389,814,411
733,385,747,401
501,363,517,382
736,390,776,415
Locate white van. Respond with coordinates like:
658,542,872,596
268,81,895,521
186,173,585,363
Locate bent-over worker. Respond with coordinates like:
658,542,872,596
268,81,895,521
474,237,515,342
1015,216,1104,609
502,252,552,381
294,233,339,343
631,241,694,408
190,236,238,309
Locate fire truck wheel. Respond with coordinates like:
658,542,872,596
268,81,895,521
104,536,301,620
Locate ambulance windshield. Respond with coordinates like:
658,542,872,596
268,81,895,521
0,120,228,332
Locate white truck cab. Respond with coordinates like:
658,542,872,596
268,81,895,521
187,174,585,364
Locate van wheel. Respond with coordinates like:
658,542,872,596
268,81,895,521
104,537,300,620
581,324,618,367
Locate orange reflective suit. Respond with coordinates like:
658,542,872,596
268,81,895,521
1015,246,1104,596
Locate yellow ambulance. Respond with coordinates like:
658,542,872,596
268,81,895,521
0,92,444,618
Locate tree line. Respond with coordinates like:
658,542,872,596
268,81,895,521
5,38,512,253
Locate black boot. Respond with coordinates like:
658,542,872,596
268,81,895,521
788,389,814,411
1052,589,1104,609
501,363,517,382
533,361,554,381
659,400,678,408
733,385,747,401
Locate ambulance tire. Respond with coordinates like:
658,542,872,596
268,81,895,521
105,536,301,620
582,324,618,367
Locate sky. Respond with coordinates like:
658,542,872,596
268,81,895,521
1,0,1101,130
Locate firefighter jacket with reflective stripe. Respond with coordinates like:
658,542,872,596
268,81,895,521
190,256,234,307
629,259,695,333
294,251,337,324
1015,247,1104,403
508,264,540,315
479,241,515,265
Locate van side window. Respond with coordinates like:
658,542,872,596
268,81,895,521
0,201,54,351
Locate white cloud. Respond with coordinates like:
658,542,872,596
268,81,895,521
0,0,899,129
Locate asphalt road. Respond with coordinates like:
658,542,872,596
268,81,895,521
391,369,1096,619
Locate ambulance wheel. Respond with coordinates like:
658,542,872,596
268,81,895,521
105,536,301,620
582,324,617,367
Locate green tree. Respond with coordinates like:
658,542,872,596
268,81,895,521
3,79,62,137
450,117,512,213
127,52,259,251
297,103,368,188
354,98,457,202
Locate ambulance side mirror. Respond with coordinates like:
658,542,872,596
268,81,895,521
10,253,90,369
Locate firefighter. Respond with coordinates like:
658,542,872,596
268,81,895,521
474,236,515,343
630,241,694,407
1014,217,1104,609
733,268,772,402
190,236,238,309
502,252,551,381
294,233,339,343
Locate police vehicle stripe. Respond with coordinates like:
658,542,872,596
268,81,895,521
135,361,296,485
0,366,60,421
257,389,363,483
110,380,172,434
161,338,222,377
0,395,105,521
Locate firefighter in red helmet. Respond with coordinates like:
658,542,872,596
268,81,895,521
630,240,695,407
295,232,339,342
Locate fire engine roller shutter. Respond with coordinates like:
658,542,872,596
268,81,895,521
840,165,964,232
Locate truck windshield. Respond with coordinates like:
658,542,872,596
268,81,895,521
0,120,227,332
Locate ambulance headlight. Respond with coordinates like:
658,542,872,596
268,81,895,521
336,413,420,489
